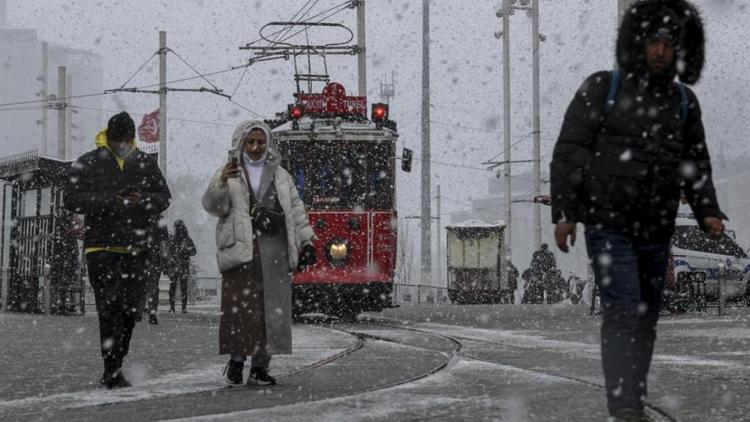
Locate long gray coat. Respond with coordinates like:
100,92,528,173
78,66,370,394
202,120,315,355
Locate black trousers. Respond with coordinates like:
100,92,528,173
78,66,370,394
87,251,146,372
169,274,188,311
140,251,161,315
585,226,670,415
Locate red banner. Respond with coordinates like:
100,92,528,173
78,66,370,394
296,82,366,117
138,109,160,143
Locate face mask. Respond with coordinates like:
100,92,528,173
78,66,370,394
112,143,133,158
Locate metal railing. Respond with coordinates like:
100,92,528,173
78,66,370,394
0,268,8,312
182,277,453,306
393,283,450,305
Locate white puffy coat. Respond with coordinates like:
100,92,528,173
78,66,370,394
201,121,315,273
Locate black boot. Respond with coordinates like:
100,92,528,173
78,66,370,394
148,313,158,325
100,363,131,389
247,367,276,386
224,360,244,385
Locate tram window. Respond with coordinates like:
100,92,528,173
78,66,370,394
366,143,393,210
308,142,342,209
280,139,393,210
276,140,307,203
340,146,367,209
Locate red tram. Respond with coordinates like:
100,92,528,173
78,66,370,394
268,82,401,319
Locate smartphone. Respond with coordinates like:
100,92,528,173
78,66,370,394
227,149,240,166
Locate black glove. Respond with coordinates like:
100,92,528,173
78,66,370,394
297,244,316,270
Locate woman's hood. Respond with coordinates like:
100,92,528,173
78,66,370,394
616,0,705,85
230,120,280,164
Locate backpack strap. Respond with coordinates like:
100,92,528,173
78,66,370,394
606,69,689,121
605,69,620,115
676,82,688,121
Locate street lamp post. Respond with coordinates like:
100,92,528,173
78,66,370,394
495,0,543,287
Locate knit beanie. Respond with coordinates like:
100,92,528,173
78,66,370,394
106,112,136,141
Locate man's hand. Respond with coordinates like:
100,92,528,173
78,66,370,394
117,191,142,208
703,216,724,239
220,162,241,182
554,222,577,253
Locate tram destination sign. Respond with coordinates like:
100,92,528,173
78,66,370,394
295,82,366,117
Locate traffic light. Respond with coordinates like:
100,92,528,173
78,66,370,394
288,104,303,120
401,148,412,172
371,103,388,122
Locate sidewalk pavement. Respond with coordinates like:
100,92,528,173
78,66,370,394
0,307,357,415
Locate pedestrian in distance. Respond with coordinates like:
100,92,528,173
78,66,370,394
64,111,171,389
202,120,316,387
505,258,519,304
531,243,556,280
139,217,168,325
166,219,197,313
550,1,726,420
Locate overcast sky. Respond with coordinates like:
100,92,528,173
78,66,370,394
3,0,749,277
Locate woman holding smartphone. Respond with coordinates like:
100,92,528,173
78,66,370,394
202,120,316,386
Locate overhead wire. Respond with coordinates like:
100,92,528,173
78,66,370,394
166,49,222,91
67,104,237,127
117,52,158,89
273,2,352,45
0,2,355,109
243,1,352,48
270,0,320,46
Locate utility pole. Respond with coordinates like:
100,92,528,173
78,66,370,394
159,31,167,178
40,42,48,156
57,66,66,160
436,185,442,287
531,0,541,250
65,73,72,160
421,0,432,285
356,0,367,97
501,1,512,261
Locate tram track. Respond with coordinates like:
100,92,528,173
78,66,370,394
356,319,679,422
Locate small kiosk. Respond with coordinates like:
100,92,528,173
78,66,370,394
446,220,508,304
0,150,84,314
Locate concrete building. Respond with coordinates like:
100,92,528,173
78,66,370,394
0,0,103,159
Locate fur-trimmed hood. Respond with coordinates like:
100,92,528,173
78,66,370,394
617,0,704,84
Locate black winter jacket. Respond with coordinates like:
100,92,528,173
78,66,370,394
550,0,726,241
167,230,196,279
64,147,171,249
550,71,725,241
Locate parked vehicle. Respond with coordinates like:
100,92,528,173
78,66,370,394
665,213,750,312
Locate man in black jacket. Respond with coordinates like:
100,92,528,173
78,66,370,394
550,1,725,420
64,112,171,389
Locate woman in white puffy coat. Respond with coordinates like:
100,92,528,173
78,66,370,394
202,120,315,386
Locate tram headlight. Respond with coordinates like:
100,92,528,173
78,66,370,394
329,241,348,260
325,238,351,267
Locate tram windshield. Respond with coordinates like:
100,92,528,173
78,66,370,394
278,139,394,210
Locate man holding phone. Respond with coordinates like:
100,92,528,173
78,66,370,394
65,111,171,389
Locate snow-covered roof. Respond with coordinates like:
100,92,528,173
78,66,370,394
446,219,505,228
